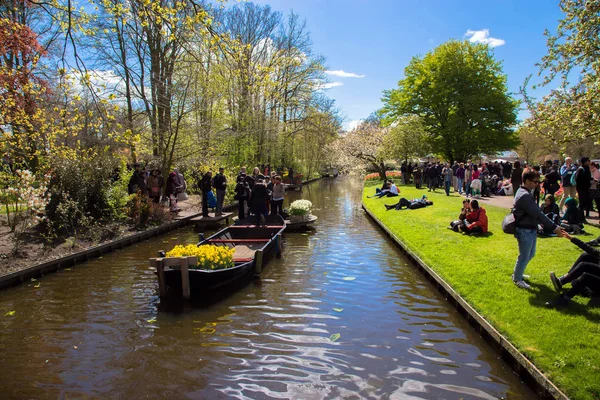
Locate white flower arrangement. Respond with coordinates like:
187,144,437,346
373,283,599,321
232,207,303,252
289,199,313,216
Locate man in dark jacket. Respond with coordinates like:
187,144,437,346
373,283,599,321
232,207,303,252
199,171,213,217
542,160,561,197
212,167,227,216
576,157,592,218
512,168,562,289
426,164,438,192
128,163,147,195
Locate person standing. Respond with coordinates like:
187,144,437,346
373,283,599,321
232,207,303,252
451,161,459,192
465,165,473,197
407,162,414,184
542,160,561,198
166,171,180,212
510,161,523,197
576,157,592,218
271,175,285,216
400,162,407,185
559,157,578,210
426,164,438,192
128,163,147,195
199,171,213,217
212,167,227,216
512,168,562,289
147,169,162,203
442,164,453,196
456,163,466,195
234,174,250,220
590,162,600,214
288,167,295,185
250,176,269,226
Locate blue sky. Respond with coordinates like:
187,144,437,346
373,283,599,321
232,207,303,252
254,0,565,130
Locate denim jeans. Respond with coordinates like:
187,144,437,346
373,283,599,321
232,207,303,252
465,181,471,196
457,178,464,194
513,228,537,281
444,180,451,195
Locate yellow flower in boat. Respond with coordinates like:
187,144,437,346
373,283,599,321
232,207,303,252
165,244,235,270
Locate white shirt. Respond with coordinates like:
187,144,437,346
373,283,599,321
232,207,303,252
390,184,399,195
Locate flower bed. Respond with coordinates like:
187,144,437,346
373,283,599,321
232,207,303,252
364,171,402,181
166,244,235,270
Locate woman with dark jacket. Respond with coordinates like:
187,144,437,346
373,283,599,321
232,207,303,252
511,161,523,197
249,176,269,225
234,174,250,220
165,171,180,212
547,231,600,307
561,197,585,234
539,194,560,234
542,161,561,197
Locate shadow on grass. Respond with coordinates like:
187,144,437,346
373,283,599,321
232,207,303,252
528,281,600,323
469,232,494,238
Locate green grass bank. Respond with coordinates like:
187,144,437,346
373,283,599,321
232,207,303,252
363,182,600,400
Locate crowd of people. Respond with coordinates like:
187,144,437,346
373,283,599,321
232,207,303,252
373,158,600,308
127,163,294,222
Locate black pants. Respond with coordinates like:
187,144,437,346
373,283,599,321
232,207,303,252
466,226,484,235
202,191,209,217
562,261,600,285
565,272,600,299
578,189,592,214
271,199,283,216
568,252,599,272
390,198,412,210
238,199,246,220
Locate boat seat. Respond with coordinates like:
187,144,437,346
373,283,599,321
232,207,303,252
209,239,270,243
229,225,284,229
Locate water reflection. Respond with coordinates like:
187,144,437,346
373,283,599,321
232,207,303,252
0,178,536,399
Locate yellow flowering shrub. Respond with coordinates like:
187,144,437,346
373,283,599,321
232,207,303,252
166,244,235,270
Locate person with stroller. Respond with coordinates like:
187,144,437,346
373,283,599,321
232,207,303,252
560,197,586,234
547,230,600,307
539,194,561,235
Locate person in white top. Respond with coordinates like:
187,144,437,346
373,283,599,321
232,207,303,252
369,180,400,198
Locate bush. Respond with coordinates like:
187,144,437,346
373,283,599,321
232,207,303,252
126,193,172,229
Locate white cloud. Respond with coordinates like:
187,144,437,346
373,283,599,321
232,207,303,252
464,29,505,47
316,81,344,90
345,119,363,131
325,70,366,78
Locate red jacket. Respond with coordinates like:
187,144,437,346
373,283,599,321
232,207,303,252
466,208,488,232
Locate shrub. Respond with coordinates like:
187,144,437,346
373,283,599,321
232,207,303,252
126,193,172,229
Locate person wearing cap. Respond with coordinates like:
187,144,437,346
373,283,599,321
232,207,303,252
575,157,592,218
212,167,227,216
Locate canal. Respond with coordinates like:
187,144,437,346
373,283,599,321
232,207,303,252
0,178,536,399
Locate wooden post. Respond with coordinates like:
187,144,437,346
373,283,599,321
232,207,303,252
254,249,264,275
275,235,282,257
180,257,191,299
151,258,167,298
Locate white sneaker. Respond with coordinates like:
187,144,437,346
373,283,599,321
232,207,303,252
511,274,530,281
514,280,531,289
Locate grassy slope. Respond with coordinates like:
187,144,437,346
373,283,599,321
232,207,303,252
363,182,600,400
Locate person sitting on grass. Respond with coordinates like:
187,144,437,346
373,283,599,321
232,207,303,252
539,194,561,235
451,200,488,235
385,196,433,210
547,230,600,307
369,180,399,198
450,199,471,232
560,197,585,234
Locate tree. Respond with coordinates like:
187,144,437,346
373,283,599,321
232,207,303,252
522,0,600,143
380,40,518,163
515,125,542,165
342,119,389,180
385,115,430,164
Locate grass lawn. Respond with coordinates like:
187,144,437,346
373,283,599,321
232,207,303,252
363,182,600,400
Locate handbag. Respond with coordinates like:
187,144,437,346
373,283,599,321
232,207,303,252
177,192,189,202
502,209,520,234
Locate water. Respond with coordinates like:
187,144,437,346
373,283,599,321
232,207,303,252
0,178,536,399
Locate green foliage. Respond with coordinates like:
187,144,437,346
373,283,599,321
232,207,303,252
380,40,519,163
522,0,600,143
125,193,173,229
384,116,430,163
44,150,121,236
363,184,600,400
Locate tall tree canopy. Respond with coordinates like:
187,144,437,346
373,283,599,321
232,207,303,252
522,0,600,143
379,40,518,163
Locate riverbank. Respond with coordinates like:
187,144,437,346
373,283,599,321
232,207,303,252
363,183,600,400
0,196,204,278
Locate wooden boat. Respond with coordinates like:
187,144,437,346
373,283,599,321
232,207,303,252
284,214,318,231
152,215,286,298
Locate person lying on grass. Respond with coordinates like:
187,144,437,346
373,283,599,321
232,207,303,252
538,194,561,235
384,197,433,210
368,180,399,198
547,230,600,307
449,200,488,235
560,197,586,234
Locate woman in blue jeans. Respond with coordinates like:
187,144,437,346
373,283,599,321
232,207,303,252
512,168,563,289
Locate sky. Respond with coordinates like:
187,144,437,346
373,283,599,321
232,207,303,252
253,0,566,130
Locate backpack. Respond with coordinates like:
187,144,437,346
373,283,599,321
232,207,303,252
570,167,581,187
